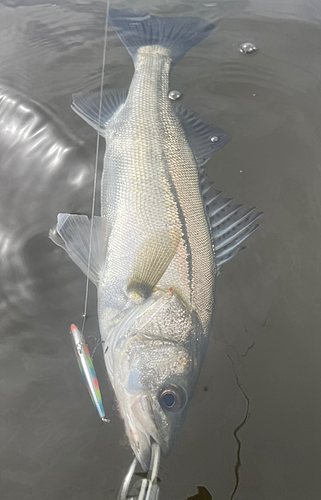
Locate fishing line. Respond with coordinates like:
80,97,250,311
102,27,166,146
81,0,111,335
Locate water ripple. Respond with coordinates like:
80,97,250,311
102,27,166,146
0,85,94,315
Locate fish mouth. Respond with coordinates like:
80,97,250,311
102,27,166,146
124,394,168,471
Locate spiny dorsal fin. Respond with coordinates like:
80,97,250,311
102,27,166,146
201,179,262,271
173,104,230,167
71,89,128,134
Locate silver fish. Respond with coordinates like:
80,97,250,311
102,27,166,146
50,9,261,470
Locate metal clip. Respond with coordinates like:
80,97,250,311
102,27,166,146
117,443,161,500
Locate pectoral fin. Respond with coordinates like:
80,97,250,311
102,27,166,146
49,213,109,285
127,230,180,299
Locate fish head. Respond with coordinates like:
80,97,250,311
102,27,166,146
110,288,204,470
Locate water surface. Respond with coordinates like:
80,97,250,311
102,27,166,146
0,1,321,499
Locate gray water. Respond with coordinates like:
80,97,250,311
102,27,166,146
1,0,321,499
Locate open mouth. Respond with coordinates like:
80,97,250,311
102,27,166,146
124,394,166,471
127,422,153,471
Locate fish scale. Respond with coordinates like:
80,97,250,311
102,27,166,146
156,56,215,333
99,48,203,340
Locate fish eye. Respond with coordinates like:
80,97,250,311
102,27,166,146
159,385,186,412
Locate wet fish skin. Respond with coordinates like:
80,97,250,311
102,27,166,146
98,43,216,342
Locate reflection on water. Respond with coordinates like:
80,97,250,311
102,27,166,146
0,85,93,315
0,1,321,499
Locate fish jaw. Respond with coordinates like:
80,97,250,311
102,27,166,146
117,377,192,470
120,392,166,471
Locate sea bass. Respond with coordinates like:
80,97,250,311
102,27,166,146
50,10,261,470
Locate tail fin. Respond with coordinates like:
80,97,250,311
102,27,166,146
109,9,214,66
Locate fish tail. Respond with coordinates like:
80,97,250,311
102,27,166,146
109,9,215,67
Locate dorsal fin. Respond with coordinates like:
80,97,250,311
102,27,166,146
201,179,262,271
173,104,230,167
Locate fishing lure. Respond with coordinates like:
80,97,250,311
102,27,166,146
70,324,107,421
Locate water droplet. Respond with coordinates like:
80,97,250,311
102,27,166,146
239,42,257,54
240,170,243,173
211,136,219,142
168,90,181,100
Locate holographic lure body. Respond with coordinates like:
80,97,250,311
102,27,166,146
70,324,105,420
